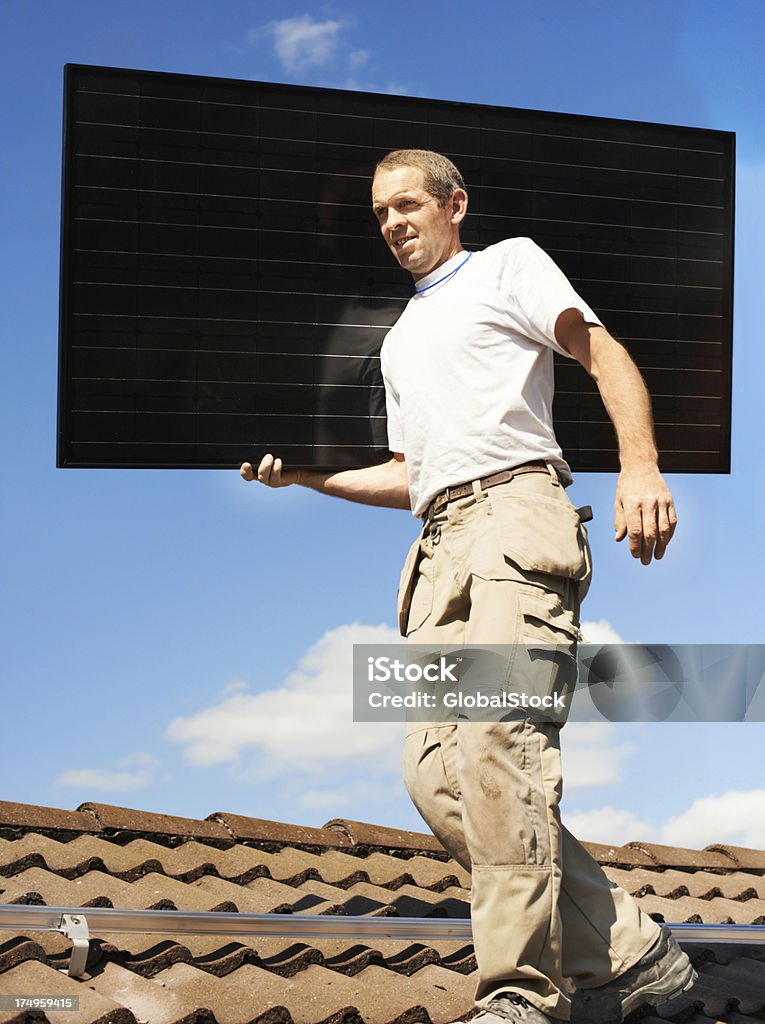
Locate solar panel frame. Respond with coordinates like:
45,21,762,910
57,64,735,473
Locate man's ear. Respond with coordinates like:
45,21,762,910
449,187,468,225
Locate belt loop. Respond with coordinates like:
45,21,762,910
547,463,560,487
472,478,486,502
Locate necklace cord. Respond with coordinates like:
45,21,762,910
414,251,473,295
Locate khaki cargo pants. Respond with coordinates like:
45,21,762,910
398,469,660,1018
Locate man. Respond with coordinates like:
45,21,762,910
241,150,696,1024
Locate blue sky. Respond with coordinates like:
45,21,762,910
1,0,764,848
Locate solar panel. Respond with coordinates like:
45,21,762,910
58,64,734,472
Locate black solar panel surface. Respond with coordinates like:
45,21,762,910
58,64,734,471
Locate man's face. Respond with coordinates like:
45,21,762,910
371,166,466,281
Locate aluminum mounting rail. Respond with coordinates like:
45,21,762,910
2,905,765,942
1,904,765,978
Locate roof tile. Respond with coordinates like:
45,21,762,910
604,865,765,901
623,842,733,869
580,842,658,867
188,961,364,1024
0,936,48,973
705,845,765,870
141,960,290,1023
87,960,216,1023
323,819,445,855
0,801,100,835
79,803,230,843
0,798,762,1024
0,866,126,907
210,813,351,850
106,872,246,912
192,875,346,916
0,958,134,1023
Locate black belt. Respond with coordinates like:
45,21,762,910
422,461,554,520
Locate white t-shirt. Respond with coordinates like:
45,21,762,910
380,237,605,517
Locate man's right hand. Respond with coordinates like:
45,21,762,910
240,454,301,487
239,452,410,509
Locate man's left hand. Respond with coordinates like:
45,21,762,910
614,466,677,565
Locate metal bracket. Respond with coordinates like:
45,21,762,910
58,913,90,977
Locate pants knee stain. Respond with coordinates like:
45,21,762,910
479,766,502,799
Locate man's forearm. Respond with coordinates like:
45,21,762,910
296,458,411,509
587,328,659,469
242,454,411,509
556,313,676,563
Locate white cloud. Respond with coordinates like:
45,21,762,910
561,722,636,789
164,622,404,770
297,775,399,808
580,619,627,644
257,15,347,73
564,789,765,849
565,806,656,845
221,679,249,697
659,789,765,848
348,49,369,71
56,751,160,792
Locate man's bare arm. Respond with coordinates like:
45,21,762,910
240,452,411,510
555,309,677,565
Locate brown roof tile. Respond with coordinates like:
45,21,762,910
216,960,473,1024
87,960,216,1023
141,961,290,1023
604,865,765,901
191,875,345,916
0,936,47,974
0,958,134,1023
0,797,763,1024
265,848,338,885
581,841,659,867
389,884,471,918
63,872,231,913
360,852,470,891
0,929,71,966
705,845,765,870
192,961,364,1024
631,890,765,925
210,813,351,850
79,803,231,843
623,842,733,869
323,819,445,855
0,865,128,907
0,801,100,835
94,933,268,977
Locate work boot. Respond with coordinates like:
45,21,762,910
452,992,555,1024
570,924,698,1024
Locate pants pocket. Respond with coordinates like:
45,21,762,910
516,583,581,727
397,530,432,636
485,487,590,585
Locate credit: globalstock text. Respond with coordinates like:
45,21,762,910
353,644,765,723
367,691,567,709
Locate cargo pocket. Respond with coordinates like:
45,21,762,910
483,489,590,590
515,583,581,727
396,533,433,636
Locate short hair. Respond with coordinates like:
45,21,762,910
374,149,466,206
